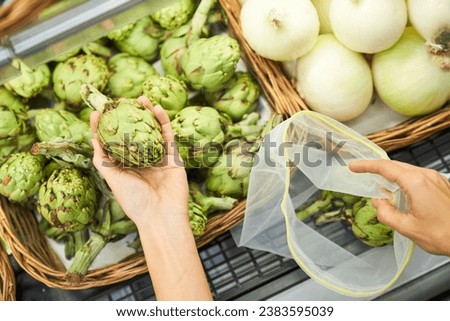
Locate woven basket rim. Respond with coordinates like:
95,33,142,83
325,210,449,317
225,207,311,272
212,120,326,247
0,246,16,301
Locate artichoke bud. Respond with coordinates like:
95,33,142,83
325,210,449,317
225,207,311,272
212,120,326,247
35,109,92,144
5,60,51,98
151,0,196,30
204,71,260,122
182,35,241,92
0,152,46,202
53,54,109,108
171,106,226,168
142,75,189,120
0,87,29,139
37,167,98,232
107,53,159,98
80,84,165,167
160,26,191,79
108,17,160,62
351,198,394,247
188,195,208,236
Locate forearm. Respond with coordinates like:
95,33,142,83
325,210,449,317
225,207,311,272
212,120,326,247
137,215,213,301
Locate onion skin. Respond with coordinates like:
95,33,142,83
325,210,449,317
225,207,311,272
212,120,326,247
295,34,373,122
329,0,407,54
311,0,332,34
240,0,319,61
372,27,450,117
407,0,450,52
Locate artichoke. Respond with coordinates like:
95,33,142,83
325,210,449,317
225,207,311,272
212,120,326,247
107,53,159,98
181,34,241,92
306,192,394,247
205,140,253,199
37,167,97,232
171,106,228,168
5,60,51,98
189,195,208,236
80,84,165,167
0,88,36,161
35,109,92,144
0,152,46,202
142,75,189,119
160,0,217,78
351,198,394,247
107,17,160,62
53,54,109,108
204,71,260,122
206,115,283,199
151,0,196,30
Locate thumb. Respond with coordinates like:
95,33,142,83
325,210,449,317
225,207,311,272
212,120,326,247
372,198,410,235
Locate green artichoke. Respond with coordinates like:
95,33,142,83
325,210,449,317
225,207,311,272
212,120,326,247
160,25,191,79
181,35,241,92
107,53,159,98
142,75,188,119
53,54,109,108
204,71,260,122
171,106,228,168
306,192,394,247
151,0,196,30
37,167,97,232
160,0,217,78
206,115,283,199
35,109,92,144
107,17,160,62
225,112,264,142
0,152,46,202
80,84,165,167
0,88,36,161
189,195,208,236
351,198,394,247
5,60,51,98
78,107,93,123
205,140,253,199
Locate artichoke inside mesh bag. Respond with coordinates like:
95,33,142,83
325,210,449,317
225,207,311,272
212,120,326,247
235,111,413,297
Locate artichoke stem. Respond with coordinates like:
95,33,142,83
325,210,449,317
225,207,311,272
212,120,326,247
188,0,217,44
79,84,112,113
66,233,107,285
73,228,89,253
296,191,333,221
315,208,353,226
31,141,93,169
64,234,75,260
190,181,237,214
109,220,137,237
237,112,260,126
227,124,263,141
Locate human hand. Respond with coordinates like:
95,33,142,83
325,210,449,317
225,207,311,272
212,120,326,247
350,160,450,256
90,97,188,229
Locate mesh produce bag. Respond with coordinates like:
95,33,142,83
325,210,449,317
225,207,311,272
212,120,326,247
236,111,414,297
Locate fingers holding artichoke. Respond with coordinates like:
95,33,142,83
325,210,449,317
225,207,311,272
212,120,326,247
80,84,166,167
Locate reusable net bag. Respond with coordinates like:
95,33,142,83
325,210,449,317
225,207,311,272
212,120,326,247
237,111,414,297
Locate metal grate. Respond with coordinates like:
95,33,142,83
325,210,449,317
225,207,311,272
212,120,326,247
14,128,450,301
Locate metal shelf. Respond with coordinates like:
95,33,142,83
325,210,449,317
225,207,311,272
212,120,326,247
0,0,173,84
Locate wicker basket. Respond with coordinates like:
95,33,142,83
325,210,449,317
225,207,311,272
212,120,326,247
1,0,449,291
0,0,59,36
0,242,15,301
220,0,450,153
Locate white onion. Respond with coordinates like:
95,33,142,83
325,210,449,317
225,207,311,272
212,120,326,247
329,0,408,54
407,0,450,53
295,34,373,122
240,0,319,61
372,27,450,116
311,0,332,34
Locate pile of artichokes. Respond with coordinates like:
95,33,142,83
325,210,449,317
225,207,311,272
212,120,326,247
0,0,270,284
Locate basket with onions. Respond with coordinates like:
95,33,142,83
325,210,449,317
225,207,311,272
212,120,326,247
236,0,450,143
